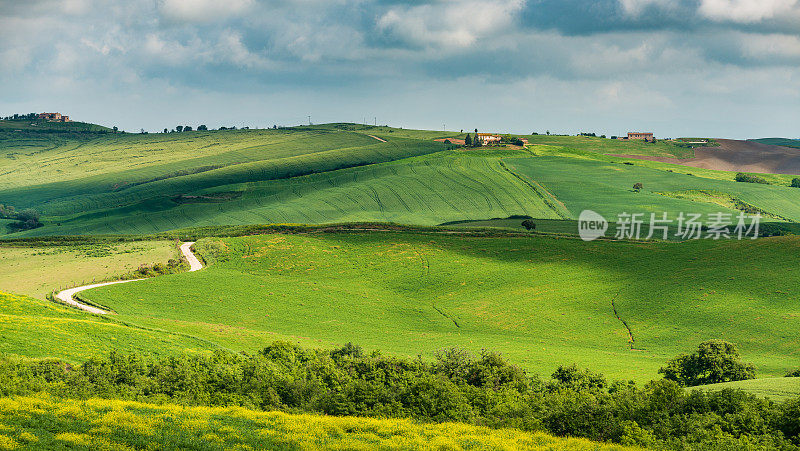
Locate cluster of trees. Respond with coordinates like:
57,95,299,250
579,132,607,138
1,113,39,121
791,178,800,188
0,204,42,231
1,340,797,449
735,172,770,184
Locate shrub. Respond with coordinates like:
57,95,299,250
735,173,769,184
632,182,643,191
521,219,536,231
785,369,800,377
659,340,756,387
791,178,800,188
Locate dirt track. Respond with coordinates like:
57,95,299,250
609,139,800,175
55,242,203,314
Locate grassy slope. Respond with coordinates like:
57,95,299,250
0,395,637,451
0,240,178,298
505,155,800,221
691,378,800,402
4,125,800,238
0,292,215,362
14,150,567,236
81,232,800,382
526,135,701,158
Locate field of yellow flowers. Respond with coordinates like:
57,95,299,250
0,394,638,450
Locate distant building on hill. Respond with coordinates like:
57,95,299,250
476,133,502,145
627,132,654,142
38,112,70,122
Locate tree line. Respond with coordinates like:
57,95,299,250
1,339,797,449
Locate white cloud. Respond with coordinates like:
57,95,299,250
698,0,800,23
377,0,524,49
158,0,254,23
740,33,800,59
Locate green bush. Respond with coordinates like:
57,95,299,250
0,341,796,449
735,172,769,184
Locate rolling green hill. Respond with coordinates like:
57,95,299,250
78,231,800,382
3,123,800,238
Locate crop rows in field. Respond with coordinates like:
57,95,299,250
25,154,564,235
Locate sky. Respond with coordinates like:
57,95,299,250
1,0,799,138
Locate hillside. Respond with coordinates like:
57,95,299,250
0,395,637,450
77,231,800,382
0,118,113,133
4,124,800,237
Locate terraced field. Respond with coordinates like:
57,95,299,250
80,231,800,382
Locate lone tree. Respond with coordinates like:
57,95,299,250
659,340,755,387
633,182,643,191
465,134,472,146
176,125,183,132
521,219,536,231
791,178,800,188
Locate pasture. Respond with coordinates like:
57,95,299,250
0,239,179,298
81,231,800,382
0,395,637,450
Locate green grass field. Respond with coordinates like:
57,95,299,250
77,231,800,382
691,377,800,402
0,240,179,298
0,395,637,450
5,122,799,239
0,292,214,362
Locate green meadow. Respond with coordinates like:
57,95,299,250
80,232,800,382
0,292,213,362
3,122,800,390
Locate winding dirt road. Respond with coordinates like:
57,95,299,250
55,241,203,315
